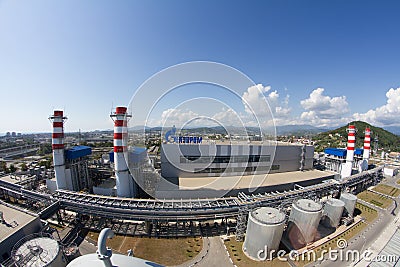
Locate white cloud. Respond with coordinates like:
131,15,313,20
149,107,250,128
300,88,350,126
212,108,248,127
242,84,292,126
242,84,272,117
353,87,400,126
162,108,198,126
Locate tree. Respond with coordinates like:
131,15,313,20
39,160,51,169
0,161,6,172
20,163,28,171
9,164,16,173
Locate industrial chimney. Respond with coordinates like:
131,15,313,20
110,107,132,197
363,127,371,160
340,125,356,178
49,110,68,189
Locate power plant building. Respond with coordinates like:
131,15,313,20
161,142,314,179
47,111,92,193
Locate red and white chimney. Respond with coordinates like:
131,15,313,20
110,107,132,197
49,110,67,189
363,127,371,160
341,125,356,178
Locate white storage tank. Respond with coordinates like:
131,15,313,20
340,192,357,217
243,207,286,260
286,199,322,248
322,198,345,228
12,233,66,267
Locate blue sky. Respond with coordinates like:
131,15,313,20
1,1,400,133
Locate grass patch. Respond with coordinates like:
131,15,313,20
86,232,202,266
355,202,378,223
357,190,393,209
373,184,400,197
224,239,289,267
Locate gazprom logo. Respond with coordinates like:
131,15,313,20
178,136,202,144
165,126,177,143
164,126,202,144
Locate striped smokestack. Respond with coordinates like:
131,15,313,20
49,110,67,189
110,107,132,197
341,124,356,178
345,125,356,163
363,127,371,160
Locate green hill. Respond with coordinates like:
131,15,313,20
313,121,400,152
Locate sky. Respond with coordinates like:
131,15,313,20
1,0,400,133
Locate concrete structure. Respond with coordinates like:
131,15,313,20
12,234,66,267
110,107,134,198
341,125,356,178
383,165,399,177
161,142,314,179
322,198,345,228
243,207,286,260
286,199,322,249
49,110,67,190
340,192,357,217
0,203,42,262
324,148,364,173
65,146,92,191
156,169,334,199
46,145,92,193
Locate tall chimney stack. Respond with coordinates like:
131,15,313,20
49,110,67,189
341,124,356,178
110,107,132,197
363,127,371,160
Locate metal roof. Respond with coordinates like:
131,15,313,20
109,147,147,163
369,228,400,267
324,148,364,157
65,146,92,160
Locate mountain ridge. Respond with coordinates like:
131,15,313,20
313,121,400,152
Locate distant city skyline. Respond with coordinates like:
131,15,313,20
1,1,400,133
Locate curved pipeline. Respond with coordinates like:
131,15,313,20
97,228,114,267
97,228,114,256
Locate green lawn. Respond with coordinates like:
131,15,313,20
87,232,202,266
224,238,289,267
373,184,400,197
357,191,393,208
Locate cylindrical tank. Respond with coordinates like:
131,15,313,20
340,192,357,217
12,234,66,267
323,198,345,228
243,207,286,260
287,199,322,248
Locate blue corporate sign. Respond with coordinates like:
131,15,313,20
165,126,203,144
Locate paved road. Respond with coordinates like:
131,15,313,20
174,236,233,267
78,239,97,255
195,236,233,267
